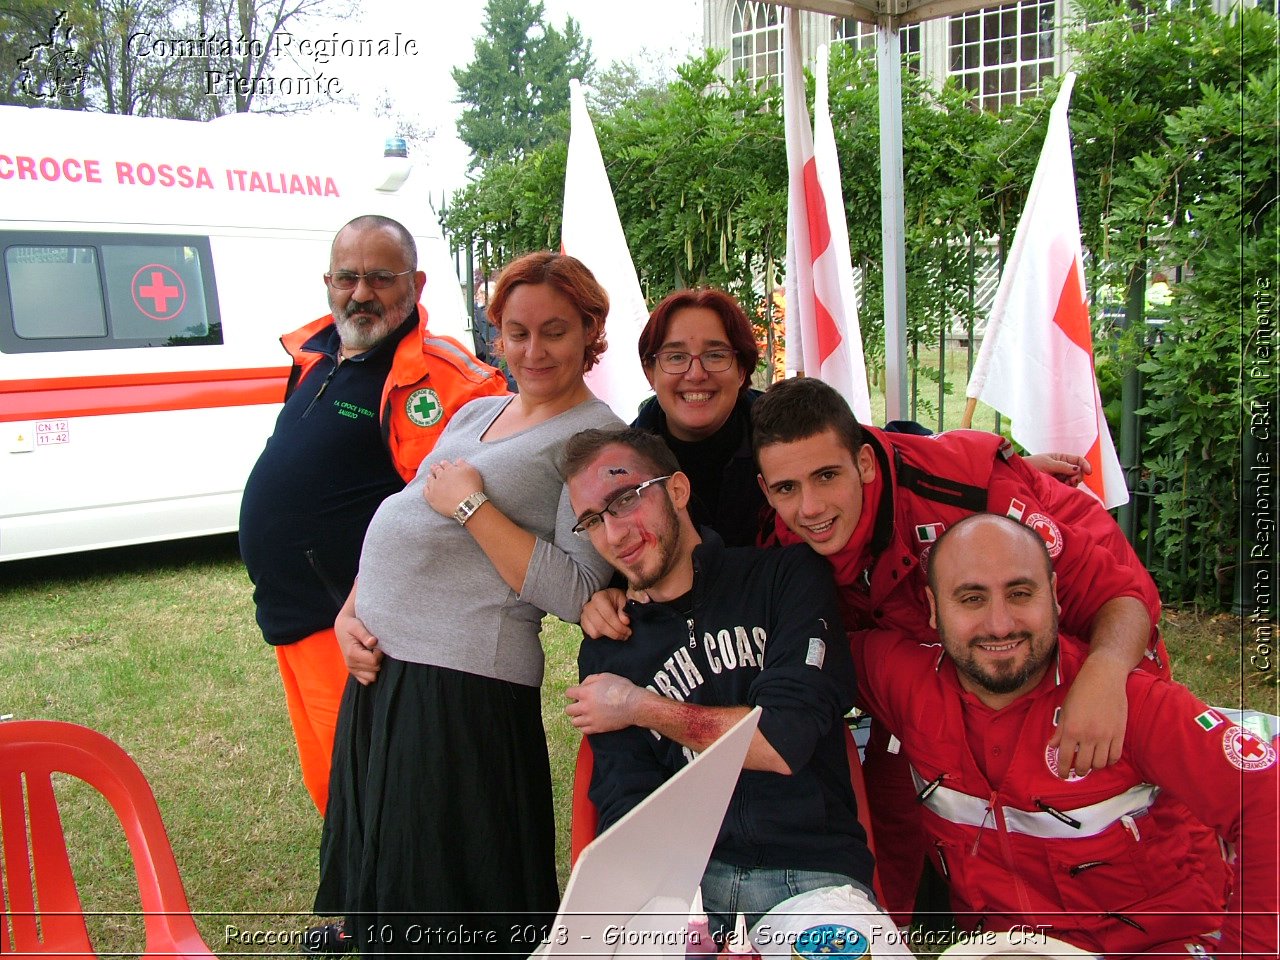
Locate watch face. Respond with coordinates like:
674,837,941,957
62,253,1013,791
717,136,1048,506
455,493,484,524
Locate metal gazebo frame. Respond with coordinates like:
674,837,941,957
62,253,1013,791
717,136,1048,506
777,0,995,421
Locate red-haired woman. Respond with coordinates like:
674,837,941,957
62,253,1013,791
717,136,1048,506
632,287,767,546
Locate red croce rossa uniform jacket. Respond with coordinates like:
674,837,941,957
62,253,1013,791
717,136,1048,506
775,425,1167,670
852,630,1279,959
771,425,1170,920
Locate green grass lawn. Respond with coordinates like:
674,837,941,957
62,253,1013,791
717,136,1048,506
0,534,1274,955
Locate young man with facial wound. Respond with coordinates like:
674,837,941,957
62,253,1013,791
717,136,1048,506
563,428,876,934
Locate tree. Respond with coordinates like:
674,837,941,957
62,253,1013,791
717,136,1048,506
444,51,785,299
65,0,203,116
195,0,349,115
586,51,674,116
602,52,786,297
442,47,996,368
1065,0,1277,600
452,0,593,168
824,43,998,379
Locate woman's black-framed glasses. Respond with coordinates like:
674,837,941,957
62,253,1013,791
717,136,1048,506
572,476,672,538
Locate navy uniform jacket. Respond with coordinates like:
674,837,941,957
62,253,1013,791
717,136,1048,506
579,530,875,885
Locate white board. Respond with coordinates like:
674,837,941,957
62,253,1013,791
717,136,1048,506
543,708,762,959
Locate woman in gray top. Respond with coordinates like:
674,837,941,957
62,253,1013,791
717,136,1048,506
315,252,624,956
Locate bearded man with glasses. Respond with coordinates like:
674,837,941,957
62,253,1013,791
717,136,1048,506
563,427,877,938
239,215,506,847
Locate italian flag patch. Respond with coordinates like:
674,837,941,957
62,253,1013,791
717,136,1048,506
915,523,944,543
1195,709,1226,732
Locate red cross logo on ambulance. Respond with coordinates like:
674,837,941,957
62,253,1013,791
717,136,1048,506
130,264,186,322
1222,726,1277,772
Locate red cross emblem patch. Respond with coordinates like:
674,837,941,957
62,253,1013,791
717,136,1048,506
1222,726,1277,771
1024,512,1064,558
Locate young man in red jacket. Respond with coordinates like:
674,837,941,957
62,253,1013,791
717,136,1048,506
851,513,1276,958
750,377,1166,920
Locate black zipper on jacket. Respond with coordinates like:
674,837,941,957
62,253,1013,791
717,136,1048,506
1034,798,1083,830
916,772,946,802
300,360,341,419
1068,860,1109,877
305,549,347,607
1104,913,1146,932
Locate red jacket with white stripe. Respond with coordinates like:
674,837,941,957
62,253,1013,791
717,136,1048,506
778,426,1167,674
852,630,1279,959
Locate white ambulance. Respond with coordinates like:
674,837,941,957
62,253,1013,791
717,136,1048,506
0,106,471,561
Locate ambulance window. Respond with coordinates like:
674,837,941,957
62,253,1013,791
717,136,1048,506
101,244,215,342
0,232,222,353
5,246,108,339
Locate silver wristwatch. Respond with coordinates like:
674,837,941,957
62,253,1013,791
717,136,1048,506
452,491,489,526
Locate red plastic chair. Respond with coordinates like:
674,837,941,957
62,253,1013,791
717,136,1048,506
0,720,218,959
841,720,885,905
569,724,883,903
569,738,598,867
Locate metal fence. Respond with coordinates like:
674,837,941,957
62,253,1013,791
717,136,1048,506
1115,327,1226,607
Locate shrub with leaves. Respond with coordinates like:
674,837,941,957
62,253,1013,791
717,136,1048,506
1067,0,1278,601
442,4,1277,609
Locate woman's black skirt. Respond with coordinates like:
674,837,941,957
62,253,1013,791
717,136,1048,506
315,655,559,957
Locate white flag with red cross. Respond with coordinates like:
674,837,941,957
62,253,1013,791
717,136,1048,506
782,11,873,423
966,73,1128,508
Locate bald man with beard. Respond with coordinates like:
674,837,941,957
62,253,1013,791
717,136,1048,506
850,514,1278,959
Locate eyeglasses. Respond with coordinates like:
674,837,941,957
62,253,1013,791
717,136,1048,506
572,476,672,538
324,269,413,290
651,349,737,375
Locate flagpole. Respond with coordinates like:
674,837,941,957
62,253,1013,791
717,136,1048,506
877,15,908,422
